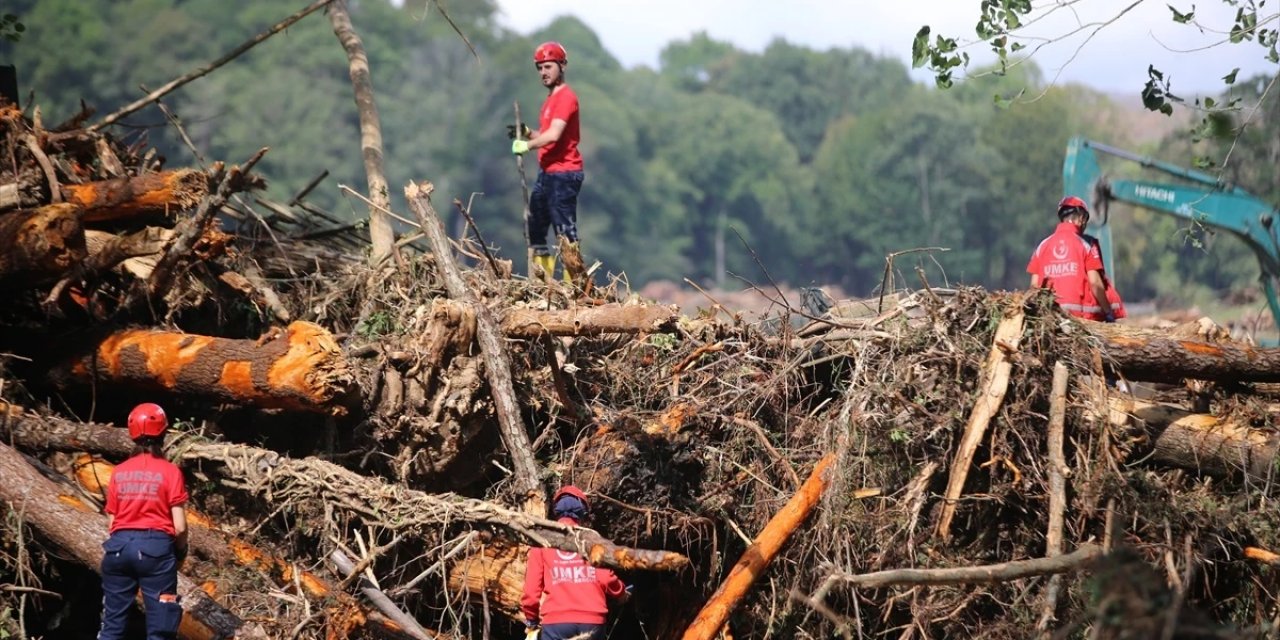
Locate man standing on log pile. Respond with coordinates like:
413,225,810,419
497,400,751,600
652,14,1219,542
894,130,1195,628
98,403,189,640
509,41,584,284
522,485,630,640
1027,196,1125,322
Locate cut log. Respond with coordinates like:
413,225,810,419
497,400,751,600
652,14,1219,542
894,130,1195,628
444,535,526,623
501,303,677,338
61,169,208,223
1089,321,1280,383
0,203,87,284
683,454,835,640
51,321,359,415
1106,397,1280,479
0,441,242,639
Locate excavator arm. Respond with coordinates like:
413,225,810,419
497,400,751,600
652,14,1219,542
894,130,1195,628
1063,137,1280,330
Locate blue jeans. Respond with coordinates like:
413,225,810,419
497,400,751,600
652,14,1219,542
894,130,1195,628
528,170,583,256
541,622,604,640
98,530,182,640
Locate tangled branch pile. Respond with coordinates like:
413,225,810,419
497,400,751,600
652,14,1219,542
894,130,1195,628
3,87,1280,640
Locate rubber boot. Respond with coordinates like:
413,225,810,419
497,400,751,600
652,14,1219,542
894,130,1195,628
533,254,556,282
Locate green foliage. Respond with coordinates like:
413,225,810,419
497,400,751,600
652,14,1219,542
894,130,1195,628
357,310,397,338
0,14,23,43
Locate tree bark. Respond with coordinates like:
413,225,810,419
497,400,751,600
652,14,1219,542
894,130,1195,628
1089,321,1280,383
682,454,835,640
1106,396,1280,479
501,303,677,338
60,170,208,223
0,441,242,639
406,181,545,515
50,321,359,415
937,292,1029,541
0,203,86,284
328,0,394,265
1039,361,1070,633
445,536,526,623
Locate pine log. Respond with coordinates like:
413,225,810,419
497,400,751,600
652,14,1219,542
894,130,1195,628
683,454,835,640
0,441,242,639
0,402,134,457
444,535,526,623
1090,321,1280,383
1106,396,1280,479
501,303,677,338
61,170,208,223
51,322,359,415
0,203,86,284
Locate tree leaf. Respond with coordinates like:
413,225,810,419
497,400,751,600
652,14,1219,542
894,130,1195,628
1222,68,1239,84
1168,4,1195,24
911,26,931,68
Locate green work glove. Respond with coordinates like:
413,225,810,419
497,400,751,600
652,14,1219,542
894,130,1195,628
506,123,532,140
511,139,530,155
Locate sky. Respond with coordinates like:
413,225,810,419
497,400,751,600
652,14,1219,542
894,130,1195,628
492,0,1278,95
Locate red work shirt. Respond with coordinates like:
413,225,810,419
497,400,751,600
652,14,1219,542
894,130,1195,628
1027,222,1107,320
538,84,582,173
106,453,188,536
521,519,626,625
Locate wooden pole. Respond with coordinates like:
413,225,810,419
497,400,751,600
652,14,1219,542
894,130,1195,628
406,180,544,514
681,453,834,640
936,292,1029,541
1038,361,1070,633
825,544,1103,589
328,0,395,265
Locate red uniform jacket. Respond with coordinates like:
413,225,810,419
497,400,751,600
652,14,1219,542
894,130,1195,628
1027,222,1123,320
521,518,625,625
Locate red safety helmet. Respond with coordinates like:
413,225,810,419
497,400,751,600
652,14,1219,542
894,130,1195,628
534,41,568,65
552,485,590,512
1057,195,1089,220
127,402,168,440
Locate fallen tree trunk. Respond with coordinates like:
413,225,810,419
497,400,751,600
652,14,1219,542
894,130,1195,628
0,411,688,572
501,303,677,338
60,169,208,223
1106,396,1280,479
50,321,359,415
1089,321,1280,383
0,203,86,285
0,441,242,639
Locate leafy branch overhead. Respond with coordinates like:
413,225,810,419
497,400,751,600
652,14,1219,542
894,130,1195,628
0,14,23,43
913,0,1277,113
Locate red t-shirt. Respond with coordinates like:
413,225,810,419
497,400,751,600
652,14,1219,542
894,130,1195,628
1027,222,1107,320
538,84,582,173
106,454,188,536
521,520,625,625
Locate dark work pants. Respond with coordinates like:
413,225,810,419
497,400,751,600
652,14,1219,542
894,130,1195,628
98,530,182,640
528,170,584,256
541,622,604,640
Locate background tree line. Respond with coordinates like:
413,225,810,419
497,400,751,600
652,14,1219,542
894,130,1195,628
1,0,1275,309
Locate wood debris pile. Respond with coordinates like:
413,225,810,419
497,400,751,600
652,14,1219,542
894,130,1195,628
4,99,1280,640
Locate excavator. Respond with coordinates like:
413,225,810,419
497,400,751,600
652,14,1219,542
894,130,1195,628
1063,136,1280,335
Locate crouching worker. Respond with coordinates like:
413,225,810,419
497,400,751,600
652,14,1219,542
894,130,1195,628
98,402,189,640
522,485,630,640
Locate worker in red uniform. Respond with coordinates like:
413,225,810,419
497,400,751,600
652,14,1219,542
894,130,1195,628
508,41,584,282
1028,196,1122,321
98,403,189,640
522,486,629,640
